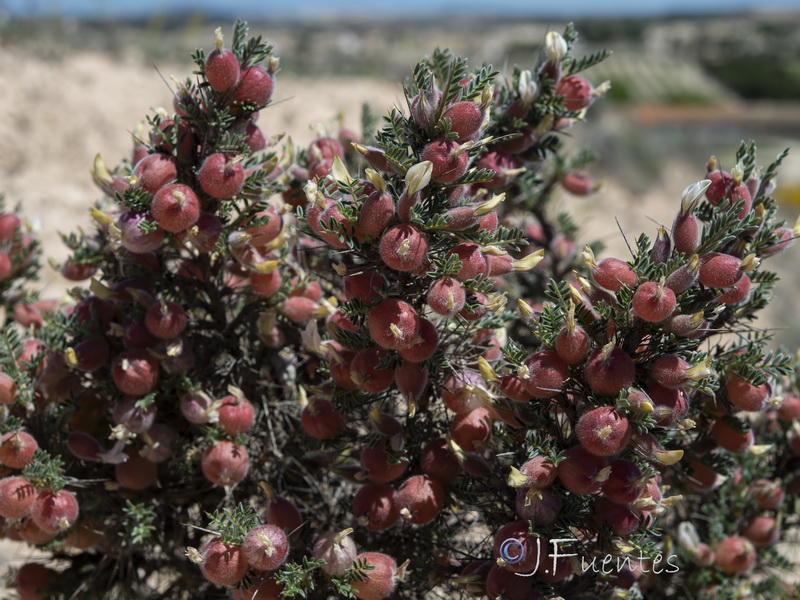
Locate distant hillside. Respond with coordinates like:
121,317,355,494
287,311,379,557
1,12,799,100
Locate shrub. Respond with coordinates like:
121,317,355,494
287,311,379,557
1,18,799,600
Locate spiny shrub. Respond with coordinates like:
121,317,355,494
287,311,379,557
1,19,799,600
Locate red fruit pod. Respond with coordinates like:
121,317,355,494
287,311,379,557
664,257,700,295
711,420,753,453
647,381,689,426
705,169,734,205
344,270,387,302
366,299,420,350
714,536,756,574
18,517,58,545
474,150,515,189
350,347,394,393
115,449,158,490
459,291,489,322
421,138,469,183
205,45,240,92
232,65,274,107
717,274,751,305
485,564,534,600
301,397,345,439
671,212,701,256
751,479,785,509
139,423,176,463
515,486,561,525
361,442,408,484
281,296,318,324
73,296,115,331
778,394,800,422
145,299,187,339
447,243,489,282
0,476,36,518
0,212,21,241
217,394,256,435
308,136,344,162
31,489,79,533
244,206,282,249
314,529,358,578
485,253,513,276
0,371,17,405
112,396,156,434
66,338,110,372
266,494,303,531
116,211,165,254
698,252,749,289
419,438,461,484
358,191,395,237
0,253,10,282
327,343,359,390
761,226,797,257
601,459,645,504
498,374,534,402
554,322,591,365
728,183,753,219
557,445,610,494
743,516,779,548
584,344,635,397
251,269,282,297
632,281,676,322
200,537,249,587
289,278,322,302
685,460,720,492
395,360,429,399
66,427,106,461
725,374,770,412
201,441,249,486
352,483,399,531
350,552,398,600
518,456,557,488
442,101,484,141
594,497,640,536
151,184,200,233
0,431,38,469
450,406,493,452
378,224,427,272
397,318,438,363
198,153,245,199
442,370,485,414
649,354,692,389
231,576,284,600
492,520,543,574
562,171,600,196
427,277,466,316
555,74,595,111
59,259,97,281
15,563,57,600
244,122,269,155
591,258,637,292
111,349,159,396
132,153,177,193
395,475,445,525
577,406,632,457
242,524,289,571
522,350,570,398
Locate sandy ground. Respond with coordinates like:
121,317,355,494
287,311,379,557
1,43,799,593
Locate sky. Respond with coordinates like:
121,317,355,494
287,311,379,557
4,0,800,19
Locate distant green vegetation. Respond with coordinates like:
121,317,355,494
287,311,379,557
703,55,800,100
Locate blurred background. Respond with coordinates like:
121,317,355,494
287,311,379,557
1,0,799,332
